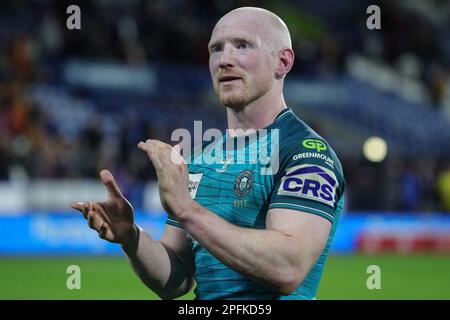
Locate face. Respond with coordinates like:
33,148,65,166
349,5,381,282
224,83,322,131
208,13,276,111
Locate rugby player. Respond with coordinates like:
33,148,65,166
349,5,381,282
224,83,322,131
72,7,345,300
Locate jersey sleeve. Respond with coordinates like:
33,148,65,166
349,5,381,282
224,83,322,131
268,137,345,223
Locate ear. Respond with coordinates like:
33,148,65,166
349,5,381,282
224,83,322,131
275,48,295,79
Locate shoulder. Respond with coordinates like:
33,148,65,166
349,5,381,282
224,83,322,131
274,109,344,179
268,109,346,222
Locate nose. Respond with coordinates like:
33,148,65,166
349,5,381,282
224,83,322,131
219,44,235,68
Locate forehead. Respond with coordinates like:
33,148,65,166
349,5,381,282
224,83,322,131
210,14,266,43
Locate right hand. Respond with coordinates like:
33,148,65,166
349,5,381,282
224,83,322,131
71,169,137,246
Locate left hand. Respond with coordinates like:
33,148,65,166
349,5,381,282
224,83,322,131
138,139,192,219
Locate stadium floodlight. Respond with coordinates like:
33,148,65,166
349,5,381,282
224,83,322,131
363,136,388,162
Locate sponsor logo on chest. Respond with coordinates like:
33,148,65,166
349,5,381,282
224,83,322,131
188,173,203,199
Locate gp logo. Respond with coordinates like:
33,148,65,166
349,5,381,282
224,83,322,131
188,173,203,199
302,139,327,152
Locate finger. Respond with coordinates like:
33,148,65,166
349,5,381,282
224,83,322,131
72,201,90,219
137,139,155,153
70,202,84,213
98,222,115,242
100,169,123,199
87,210,104,231
137,141,149,152
92,202,113,225
83,202,92,219
138,141,164,170
139,139,166,152
98,221,108,239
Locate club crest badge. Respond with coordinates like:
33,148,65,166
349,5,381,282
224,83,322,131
234,170,253,197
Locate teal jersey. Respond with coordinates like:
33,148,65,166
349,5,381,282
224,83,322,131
166,108,345,300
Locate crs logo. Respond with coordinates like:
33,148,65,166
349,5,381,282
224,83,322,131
278,164,338,207
302,139,327,152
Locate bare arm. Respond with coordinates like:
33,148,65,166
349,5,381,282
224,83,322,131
179,203,330,295
137,139,331,295
121,224,195,300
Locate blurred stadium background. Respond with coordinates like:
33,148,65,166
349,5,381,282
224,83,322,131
1,0,450,299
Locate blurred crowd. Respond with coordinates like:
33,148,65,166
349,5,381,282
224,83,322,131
0,0,449,212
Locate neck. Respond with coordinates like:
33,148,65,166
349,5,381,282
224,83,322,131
226,89,287,131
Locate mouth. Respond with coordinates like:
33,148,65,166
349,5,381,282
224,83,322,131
218,75,242,84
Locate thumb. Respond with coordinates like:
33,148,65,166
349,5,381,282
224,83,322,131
100,169,123,199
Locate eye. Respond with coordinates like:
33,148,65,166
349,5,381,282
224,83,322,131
237,42,250,50
210,45,222,53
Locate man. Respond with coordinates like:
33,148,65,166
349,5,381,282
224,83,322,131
72,7,345,300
